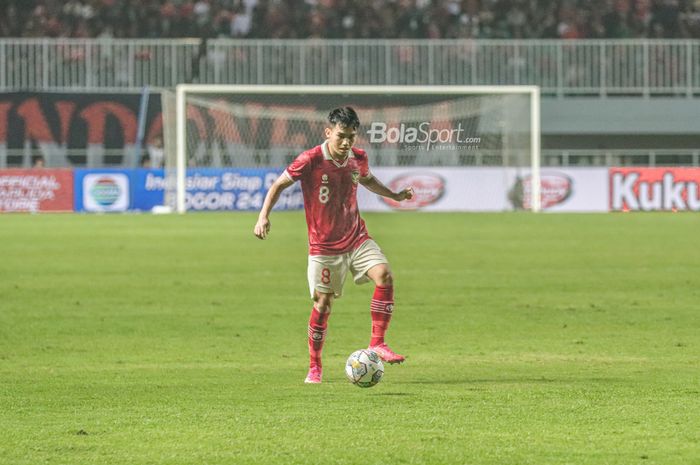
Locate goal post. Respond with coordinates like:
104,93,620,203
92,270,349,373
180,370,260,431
167,85,541,213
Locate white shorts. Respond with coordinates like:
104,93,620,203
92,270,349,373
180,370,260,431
307,239,388,299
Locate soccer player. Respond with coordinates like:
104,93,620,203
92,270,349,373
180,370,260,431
253,106,414,384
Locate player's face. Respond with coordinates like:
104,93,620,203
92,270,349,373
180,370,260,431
325,124,357,158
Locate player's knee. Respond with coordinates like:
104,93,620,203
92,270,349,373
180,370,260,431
314,291,334,312
377,269,393,287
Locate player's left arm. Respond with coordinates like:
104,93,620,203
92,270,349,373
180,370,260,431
359,174,413,202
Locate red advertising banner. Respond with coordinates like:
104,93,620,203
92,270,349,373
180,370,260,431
0,169,74,212
610,167,700,211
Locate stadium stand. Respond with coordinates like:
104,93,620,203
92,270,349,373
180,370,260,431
1,0,700,40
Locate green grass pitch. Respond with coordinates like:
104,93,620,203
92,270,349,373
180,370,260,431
1,212,698,465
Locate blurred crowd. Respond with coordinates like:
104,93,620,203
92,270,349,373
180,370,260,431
2,0,700,40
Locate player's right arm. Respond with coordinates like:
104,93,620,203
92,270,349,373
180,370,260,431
255,150,311,239
254,173,295,240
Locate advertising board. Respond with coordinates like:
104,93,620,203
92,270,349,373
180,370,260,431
359,167,609,212
610,167,700,212
0,169,73,212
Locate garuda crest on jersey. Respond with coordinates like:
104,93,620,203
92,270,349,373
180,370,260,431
351,170,360,184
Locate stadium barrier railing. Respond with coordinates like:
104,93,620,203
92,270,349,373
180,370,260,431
1,39,700,97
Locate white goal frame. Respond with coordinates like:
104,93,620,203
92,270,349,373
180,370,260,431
174,84,541,213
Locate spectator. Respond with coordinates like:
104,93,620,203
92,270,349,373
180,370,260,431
32,155,46,168
147,136,165,168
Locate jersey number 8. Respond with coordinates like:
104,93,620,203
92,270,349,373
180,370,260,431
319,186,330,204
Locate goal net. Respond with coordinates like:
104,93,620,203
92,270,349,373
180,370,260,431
164,85,540,212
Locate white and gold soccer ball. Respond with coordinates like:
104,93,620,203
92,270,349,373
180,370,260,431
345,349,384,388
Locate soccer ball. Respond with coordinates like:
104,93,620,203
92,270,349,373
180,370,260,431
345,349,384,388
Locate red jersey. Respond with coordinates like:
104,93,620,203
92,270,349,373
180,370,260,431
284,142,372,256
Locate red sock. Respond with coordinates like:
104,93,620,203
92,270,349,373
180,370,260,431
370,285,394,346
308,307,330,369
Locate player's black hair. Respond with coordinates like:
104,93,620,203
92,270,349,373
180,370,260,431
328,106,360,130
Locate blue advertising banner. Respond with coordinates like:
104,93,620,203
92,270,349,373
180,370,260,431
131,168,165,211
135,168,304,212
75,168,304,212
